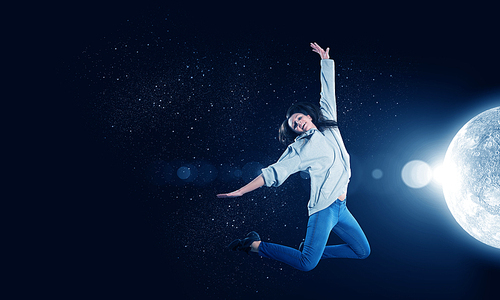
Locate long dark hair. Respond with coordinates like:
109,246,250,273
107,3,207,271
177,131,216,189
278,102,338,145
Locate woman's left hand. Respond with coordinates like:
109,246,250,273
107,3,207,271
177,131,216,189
310,42,330,59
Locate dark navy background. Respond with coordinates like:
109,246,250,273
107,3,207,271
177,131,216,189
42,2,500,299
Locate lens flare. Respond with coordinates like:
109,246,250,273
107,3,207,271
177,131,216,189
177,166,191,180
401,160,432,189
371,169,383,179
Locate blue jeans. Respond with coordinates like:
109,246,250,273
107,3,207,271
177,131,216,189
258,199,370,271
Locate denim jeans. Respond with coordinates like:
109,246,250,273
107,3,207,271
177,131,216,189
258,199,370,271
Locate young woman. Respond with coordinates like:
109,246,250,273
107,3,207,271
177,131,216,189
217,43,370,271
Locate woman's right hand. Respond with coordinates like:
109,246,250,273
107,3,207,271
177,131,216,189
217,175,265,198
216,190,243,198
310,42,330,59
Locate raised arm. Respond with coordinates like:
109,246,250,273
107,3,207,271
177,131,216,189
311,42,337,122
311,42,329,59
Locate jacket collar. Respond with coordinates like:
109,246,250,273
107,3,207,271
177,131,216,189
295,128,319,141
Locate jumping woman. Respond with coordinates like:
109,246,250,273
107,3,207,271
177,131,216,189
217,42,370,271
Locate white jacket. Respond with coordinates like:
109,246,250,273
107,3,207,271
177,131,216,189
260,59,351,216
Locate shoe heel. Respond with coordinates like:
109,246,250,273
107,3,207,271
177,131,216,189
227,239,242,251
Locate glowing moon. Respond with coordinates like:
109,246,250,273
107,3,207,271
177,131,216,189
442,107,500,248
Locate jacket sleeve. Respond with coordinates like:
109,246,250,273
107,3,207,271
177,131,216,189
319,59,337,122
261,145,302,187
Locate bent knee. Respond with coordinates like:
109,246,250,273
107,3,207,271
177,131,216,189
358,245,371,259
298,256,320,272
298,263,318,272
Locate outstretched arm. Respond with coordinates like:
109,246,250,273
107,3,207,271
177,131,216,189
217,174,265,198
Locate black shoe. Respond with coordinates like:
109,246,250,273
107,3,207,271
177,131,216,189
227,231,261,254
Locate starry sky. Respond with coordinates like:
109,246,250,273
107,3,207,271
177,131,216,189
47,2,500,299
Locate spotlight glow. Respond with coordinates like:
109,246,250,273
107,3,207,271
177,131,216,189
432,164,444,184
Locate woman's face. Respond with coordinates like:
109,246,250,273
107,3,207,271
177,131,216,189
288,113,317,134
